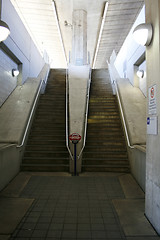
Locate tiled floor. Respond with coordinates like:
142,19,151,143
9,175,126,239
3,173,159,240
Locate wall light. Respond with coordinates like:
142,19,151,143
0,0,10,42
12,69,19,77
133,23,153,46
0,20,10,41
137,69,144,78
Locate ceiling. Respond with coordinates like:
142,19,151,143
10,0,144,69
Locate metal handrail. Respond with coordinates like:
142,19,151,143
65,67,74,160
17,79,45,148
113,80,134,149
78,67,92,159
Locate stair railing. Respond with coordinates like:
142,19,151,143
65,67,74,160
17,68,50,148
113,80,134,149
78,67,92,159
17,79,45,148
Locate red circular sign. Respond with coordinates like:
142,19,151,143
69,133,81,141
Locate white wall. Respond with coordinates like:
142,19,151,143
145,0,160,234
0,50,18,106
138,61,147,97
114,6,146,86
2,0,45,84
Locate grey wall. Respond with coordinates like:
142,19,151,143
117,78,146,145
0,64,50,191
2,0,45,84
145,0,160,234
128,146,146,191
0,49,18,106
0,0,49,191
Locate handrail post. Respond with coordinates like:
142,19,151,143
74,142,77,175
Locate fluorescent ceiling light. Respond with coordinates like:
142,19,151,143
92,1,108,69
0,20,10,42
133,23,153,46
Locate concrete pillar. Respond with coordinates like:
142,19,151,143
72,10,87,65
145,0,160,234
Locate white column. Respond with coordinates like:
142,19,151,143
72,9,87,65
145,0,160,234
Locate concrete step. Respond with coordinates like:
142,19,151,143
83,159,129,166
21,164,69,172
21,69,69,172
82,166,130,173
83,153,128,159
82,69,129,173
25,145,67,151
24,151,69,158
23,156,69,164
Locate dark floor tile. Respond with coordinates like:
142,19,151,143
51,218,64,224
63,223,77,230
35,222,49,230
90,218,104,224
92,230,107,239
64,217,77,224
25,217,39,223
21,222,36,230
31,229,47,238
77,224,91,231
61,230,77,239
91,223,105,231
16,229,33,238
49,223,63,230
47,230,61,238
77,230,92,238
106,231,123,238
78,217,90,224
38,216,52,223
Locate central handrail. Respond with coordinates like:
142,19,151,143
65,68,74,160
113,80,134,149
78,67,92,159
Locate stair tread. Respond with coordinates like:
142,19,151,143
82,70,129,173
22,69,69,172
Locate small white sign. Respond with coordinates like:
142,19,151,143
147,116,158,135
148,85,157,115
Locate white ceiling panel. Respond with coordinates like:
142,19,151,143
10,0,144,69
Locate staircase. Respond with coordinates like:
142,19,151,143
21,69,69,172
82,69,130,173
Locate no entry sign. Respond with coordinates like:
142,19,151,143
149,84,157,115
69,133,81,141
